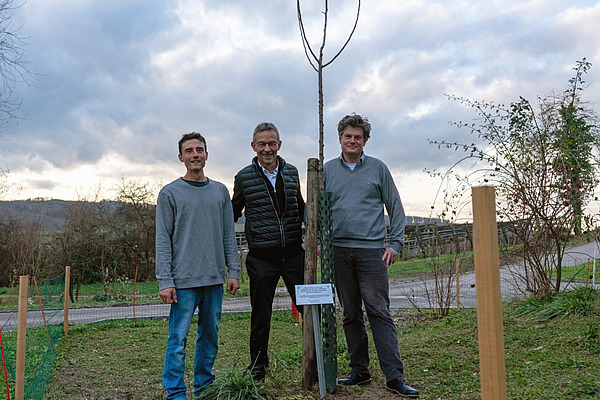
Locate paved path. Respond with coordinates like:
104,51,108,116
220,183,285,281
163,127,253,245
2,242,599,332
389,240,600,309
0,294,289,333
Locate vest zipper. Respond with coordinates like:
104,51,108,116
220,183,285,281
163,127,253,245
261,169,287,262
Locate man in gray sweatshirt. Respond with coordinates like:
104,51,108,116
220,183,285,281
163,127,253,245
155,132,240,400
323,114,419,398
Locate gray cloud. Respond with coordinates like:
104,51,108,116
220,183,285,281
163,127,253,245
2,1,599,211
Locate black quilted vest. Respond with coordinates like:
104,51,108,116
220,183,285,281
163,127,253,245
234,156,303,251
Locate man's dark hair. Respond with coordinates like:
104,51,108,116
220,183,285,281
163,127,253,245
252,122,280,141
337,113,371,141
178,132,207,154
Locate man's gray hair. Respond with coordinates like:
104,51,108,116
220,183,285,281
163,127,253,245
253,122,280,141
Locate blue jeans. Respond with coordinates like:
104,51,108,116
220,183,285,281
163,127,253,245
163,285,223,399
333,247,404,382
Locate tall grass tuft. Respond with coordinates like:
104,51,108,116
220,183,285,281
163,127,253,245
510,286,599,322
197,369,274,400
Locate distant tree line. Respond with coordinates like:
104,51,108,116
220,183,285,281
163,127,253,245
0,183,455,292
0,180,157,295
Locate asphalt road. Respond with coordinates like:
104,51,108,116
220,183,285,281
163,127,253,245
389,240,600,309
2,241,599,332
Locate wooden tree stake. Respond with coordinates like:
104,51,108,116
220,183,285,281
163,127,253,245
472,186,507,400
302,158,319,389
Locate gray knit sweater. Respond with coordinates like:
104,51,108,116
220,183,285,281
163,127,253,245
155,178,240,291
323,155,406,253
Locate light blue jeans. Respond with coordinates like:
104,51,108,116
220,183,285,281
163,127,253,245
163,285,223,399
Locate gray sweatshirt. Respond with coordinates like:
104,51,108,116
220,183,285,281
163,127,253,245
323,155,406,253
155,178,240,291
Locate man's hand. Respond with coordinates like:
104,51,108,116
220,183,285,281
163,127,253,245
227,278,240,295
382,247,397,267
159,287,177,304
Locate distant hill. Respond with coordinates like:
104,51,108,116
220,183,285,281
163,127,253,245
0,199,445,232
0,199,71,230
0,199,125,231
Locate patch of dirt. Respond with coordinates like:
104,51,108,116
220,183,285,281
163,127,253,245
389,308,429,327
317,381,411,399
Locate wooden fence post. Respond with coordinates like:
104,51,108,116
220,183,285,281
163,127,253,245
64,266,70,335
472,186,507,400
15,275,29,400
455,259,460,311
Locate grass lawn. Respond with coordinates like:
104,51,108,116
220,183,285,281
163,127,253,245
555,261,600,283
25,287,599,400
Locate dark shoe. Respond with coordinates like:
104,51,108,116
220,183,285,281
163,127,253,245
386,376,419,398
249,366,266,382
338,370,371,386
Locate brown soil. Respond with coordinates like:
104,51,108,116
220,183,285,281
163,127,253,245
304,382,413,400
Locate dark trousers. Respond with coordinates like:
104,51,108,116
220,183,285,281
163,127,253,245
333,246,404,381
246,248,305,369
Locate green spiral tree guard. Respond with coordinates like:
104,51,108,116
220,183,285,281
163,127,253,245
319,191,337,390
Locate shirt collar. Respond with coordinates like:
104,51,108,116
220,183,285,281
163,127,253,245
260,161,279,176
339,152,365,167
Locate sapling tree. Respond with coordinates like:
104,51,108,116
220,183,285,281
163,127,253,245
296,0,361,176
296,1,361,388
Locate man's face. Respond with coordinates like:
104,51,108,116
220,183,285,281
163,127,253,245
251,130,281,168
339,126,366,161
178,138,208,172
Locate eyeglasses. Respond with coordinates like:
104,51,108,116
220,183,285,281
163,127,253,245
254,141,279,149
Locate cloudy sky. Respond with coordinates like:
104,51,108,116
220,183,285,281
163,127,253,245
1,0,599,217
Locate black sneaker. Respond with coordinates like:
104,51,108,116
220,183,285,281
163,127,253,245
386,376,419,398
337,370,371,386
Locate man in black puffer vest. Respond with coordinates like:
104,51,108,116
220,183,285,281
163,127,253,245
232,122,305,382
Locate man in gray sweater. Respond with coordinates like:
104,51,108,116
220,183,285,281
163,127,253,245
155,132,240,400
324,114,419,398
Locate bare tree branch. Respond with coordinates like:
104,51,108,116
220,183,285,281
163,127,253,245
0,0,33,129
296,0,318,71
323,0,361,68
296,0,361,172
